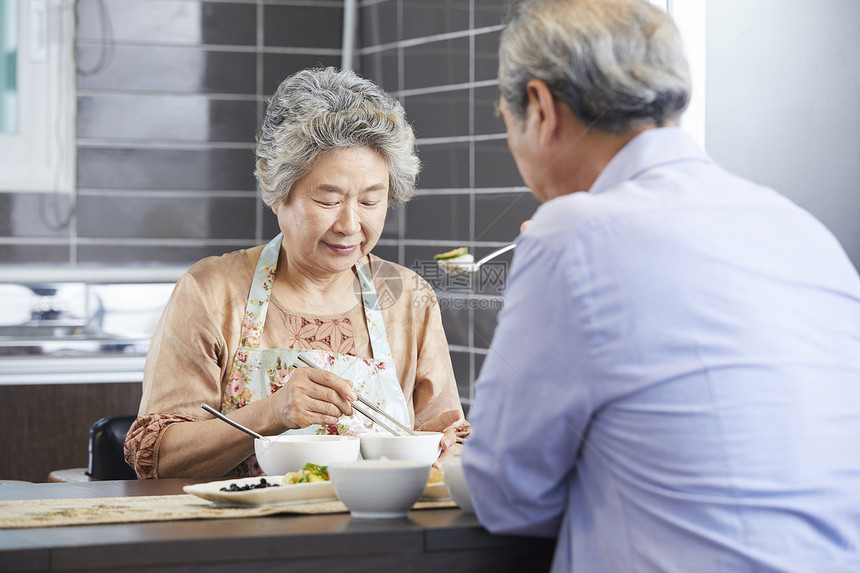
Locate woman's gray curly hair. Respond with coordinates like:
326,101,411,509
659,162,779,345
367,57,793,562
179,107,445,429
499,0,691,134
255,67,420,206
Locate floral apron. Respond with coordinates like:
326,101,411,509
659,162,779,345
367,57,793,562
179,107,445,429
221,233,410,476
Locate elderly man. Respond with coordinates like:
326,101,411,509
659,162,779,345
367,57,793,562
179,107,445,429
462,1,860,572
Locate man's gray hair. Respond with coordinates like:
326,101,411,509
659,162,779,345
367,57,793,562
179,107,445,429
499,0,691,134
256,67,420,206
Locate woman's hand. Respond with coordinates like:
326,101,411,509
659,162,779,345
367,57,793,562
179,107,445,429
417,409,463,467
267,367,357,430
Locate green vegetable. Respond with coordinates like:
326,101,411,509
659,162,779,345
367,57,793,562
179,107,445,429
434,247,469,261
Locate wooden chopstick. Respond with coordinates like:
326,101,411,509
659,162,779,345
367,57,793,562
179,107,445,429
294,355,417,436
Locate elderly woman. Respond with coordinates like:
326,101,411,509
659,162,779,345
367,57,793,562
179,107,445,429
125,67,468,479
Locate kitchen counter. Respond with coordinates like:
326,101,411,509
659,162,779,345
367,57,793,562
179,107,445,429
0,479,556,572
0,355,146,385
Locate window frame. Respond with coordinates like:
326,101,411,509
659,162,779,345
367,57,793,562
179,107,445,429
0,0,75,194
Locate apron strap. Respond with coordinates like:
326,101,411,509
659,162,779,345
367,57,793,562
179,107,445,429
239,233,282,348
243,233,396,364
355,259,395,363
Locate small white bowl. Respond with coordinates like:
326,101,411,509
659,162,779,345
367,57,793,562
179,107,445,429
358,431,443,464
328,459,430,519
440,457,474,513
254,434,359,475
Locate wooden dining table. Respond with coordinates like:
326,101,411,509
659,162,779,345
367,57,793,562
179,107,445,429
0,479,555,572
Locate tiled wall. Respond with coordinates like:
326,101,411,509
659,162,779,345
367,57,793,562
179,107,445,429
0,0,536,411
0,0,343,265
357,0,539,409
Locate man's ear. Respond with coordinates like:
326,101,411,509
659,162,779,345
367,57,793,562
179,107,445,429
525,79,559,146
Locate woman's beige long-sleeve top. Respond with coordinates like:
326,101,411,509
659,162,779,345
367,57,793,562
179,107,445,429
125,245,467,478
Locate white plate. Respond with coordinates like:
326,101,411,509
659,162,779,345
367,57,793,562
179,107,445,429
421,481,450,501
184,475,336,506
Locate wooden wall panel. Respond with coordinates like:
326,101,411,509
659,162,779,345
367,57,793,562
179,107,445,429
0,383,142,482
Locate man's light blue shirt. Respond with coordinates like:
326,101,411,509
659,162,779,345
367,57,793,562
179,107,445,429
464,128,860,572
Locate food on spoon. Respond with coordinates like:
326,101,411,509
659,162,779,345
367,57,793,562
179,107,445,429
434,247,469,261
282,462,330,484
434,247,475,274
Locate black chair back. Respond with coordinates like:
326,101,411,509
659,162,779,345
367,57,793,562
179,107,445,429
88,415,138,480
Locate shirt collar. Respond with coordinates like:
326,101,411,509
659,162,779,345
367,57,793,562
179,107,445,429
589,127,714,195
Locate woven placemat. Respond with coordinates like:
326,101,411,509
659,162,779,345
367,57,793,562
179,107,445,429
0,494,457,529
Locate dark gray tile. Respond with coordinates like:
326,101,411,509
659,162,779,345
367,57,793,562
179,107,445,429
76,47,257,95
370,244,398,263
475,192,539,242
263,53,344,96
404,244,449,280
470,249,514,297
403,194,471,241
474,85,505,136
416,142,471,189
0,244,70,264
403,37,469,90
358,49,399,94
77,195,256,240
474,30,501,82
473,305,501,348
474,139,522,188
360,1,398,46
381,203,404,240
0,193,73,238
77,95,258,143
439,303,470,348
404,88,469,139
474,351,485,387
76,244,249,265
475,0,512,28
77,147,256,191
403,0,469,39
405,245,475,295
449,350,472,400
262,204,280,239
264,5,344,49
76,0,256,46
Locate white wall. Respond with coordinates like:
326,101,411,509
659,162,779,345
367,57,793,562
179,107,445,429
705,0,860,269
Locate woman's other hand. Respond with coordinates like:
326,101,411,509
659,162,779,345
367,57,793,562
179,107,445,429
418,409,463,467
268,367,357,430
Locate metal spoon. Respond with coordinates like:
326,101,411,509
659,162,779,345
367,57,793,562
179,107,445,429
201,403,270,441
438,243,516,275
